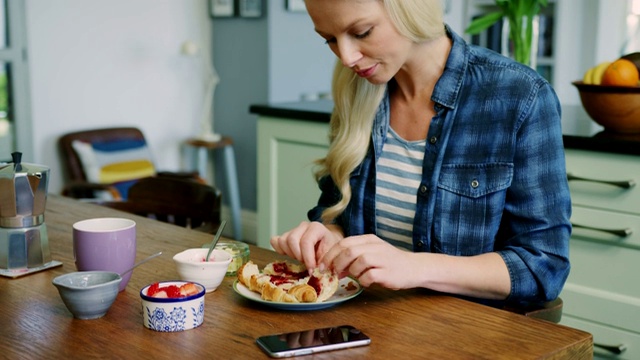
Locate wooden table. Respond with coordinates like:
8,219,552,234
0,195,593,359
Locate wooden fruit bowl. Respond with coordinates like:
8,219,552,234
573,81,640,133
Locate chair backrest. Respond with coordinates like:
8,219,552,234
58,127,162,199
98,177,222,234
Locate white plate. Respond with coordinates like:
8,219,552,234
233,277,363,311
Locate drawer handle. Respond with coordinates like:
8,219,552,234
567,173,636,189
594,342,627,355
571,223,633,237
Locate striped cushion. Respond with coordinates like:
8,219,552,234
71,139,156,185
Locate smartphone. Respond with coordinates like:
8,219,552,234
256,325,371,358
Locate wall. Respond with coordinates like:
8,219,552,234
209,4,267,218
23,0,334,243
554,0,629,107
25,0,211,196
266,2,334,103
211,0,334,221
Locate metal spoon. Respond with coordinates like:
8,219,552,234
205,220,227,261
119,251,163,277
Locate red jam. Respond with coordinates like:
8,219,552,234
306,275,322,295
272,262,307,280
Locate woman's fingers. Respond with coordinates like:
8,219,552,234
270,229,295,257
320,235,375,274
298,221,336,269
270,221,340,270
320,235,411,289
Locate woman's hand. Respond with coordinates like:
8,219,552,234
319,234,419,290
270,221,344,270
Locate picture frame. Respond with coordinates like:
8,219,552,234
210,0,235,18
286,0,307,13
239,0,263,18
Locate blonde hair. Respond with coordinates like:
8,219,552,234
315,0,445,224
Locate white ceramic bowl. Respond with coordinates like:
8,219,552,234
140,281,205,332
52,271,122,320
173,248,232,293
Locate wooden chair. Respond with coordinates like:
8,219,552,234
504,298,563,323
97,176,222,234
58,127,201,200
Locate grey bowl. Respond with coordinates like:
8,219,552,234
52,271,122,320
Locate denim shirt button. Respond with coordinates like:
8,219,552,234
419,184,428,194
416,242,424,249
471,179,480,188
429,136,438,144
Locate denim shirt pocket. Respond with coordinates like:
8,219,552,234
433,163,513,255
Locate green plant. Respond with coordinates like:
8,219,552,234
465,0,548,66
0,73,8,117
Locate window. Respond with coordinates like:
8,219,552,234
0,0,29,162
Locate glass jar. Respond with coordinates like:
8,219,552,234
203,240,249,276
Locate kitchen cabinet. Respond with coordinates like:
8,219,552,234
562,148,640,359
255,115,329,248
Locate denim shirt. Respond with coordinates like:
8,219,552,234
308,27,571,303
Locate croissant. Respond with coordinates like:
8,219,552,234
237,260,338,303
249,273,270,293
263,261,307,277
288,284,318,302
311,268,339,302
238,261,258,288
261,282,298,303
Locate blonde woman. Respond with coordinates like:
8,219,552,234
271,0,570,305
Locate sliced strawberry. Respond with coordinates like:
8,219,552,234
148,282,199,298
153,290,168,298
147,282,160,297
179,283,199,297
163,285,181,298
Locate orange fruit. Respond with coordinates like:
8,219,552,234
601,59,640,86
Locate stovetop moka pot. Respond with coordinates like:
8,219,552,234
0,152,51,270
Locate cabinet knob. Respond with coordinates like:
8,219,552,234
567,173,636,189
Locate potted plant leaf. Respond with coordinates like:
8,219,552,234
465,0,549,67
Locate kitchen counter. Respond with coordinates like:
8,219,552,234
250,101,640,156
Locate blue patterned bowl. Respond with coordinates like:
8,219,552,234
52,271,122,320
140,281,205,332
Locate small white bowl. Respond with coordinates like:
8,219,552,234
173,248,232,293
201,240,250,276
52,271,122,320
140,281,205,332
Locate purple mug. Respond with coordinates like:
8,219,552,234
73,218,136,292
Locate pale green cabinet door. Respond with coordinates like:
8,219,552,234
257,117,329,248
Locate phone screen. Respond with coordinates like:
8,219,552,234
256,325,371,358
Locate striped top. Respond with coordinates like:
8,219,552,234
375,128,426,250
